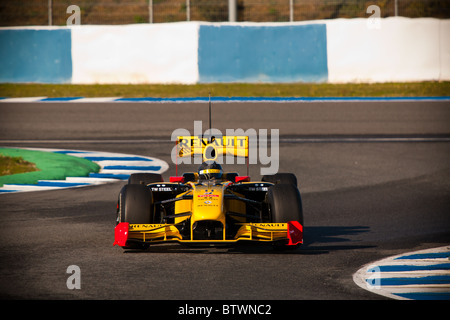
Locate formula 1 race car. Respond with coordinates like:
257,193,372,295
113,135,303,250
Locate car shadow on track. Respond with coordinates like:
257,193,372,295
120,225,374,255
299,225,375,255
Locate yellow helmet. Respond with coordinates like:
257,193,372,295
198,161,223,180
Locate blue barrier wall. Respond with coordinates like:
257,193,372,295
198,24,328,83
0,29,72,83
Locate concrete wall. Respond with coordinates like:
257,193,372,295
0,28,72,83
439,19,450,80
71,23,199,84
326,17,448,83
198,24,328,83
0,18,448,84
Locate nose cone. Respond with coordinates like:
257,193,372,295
191,184,224,222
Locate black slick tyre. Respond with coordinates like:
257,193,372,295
266,183,303,249
267,183,303,224
128,173,163,185
118,184,153,224
117,184,153,249
262,173,297,186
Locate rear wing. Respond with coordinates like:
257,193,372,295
176,136,248,159
172,95,250,176
175,135,249,176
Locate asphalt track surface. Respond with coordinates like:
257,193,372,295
0,101,449,301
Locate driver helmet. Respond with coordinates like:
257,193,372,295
198,161,223,180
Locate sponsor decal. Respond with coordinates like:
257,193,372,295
129,224,166,230
251,223,286,228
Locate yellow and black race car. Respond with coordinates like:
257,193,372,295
114,135,303,250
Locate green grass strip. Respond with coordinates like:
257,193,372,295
0,82,449,98
0,148,100,187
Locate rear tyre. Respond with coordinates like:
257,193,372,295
182,172,197,182
224,172,238,182
128,173,163,185
262,173,297,186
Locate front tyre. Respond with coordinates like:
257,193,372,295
118,184,153,224
267,184,303,224
266,183,303,249
116,184,153,249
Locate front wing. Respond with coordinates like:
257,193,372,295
114,221,303,247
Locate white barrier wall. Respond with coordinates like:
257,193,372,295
325,17,449,83
1,18,448,84
71,22,199,84
440,19,450,80
69,17,450,84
